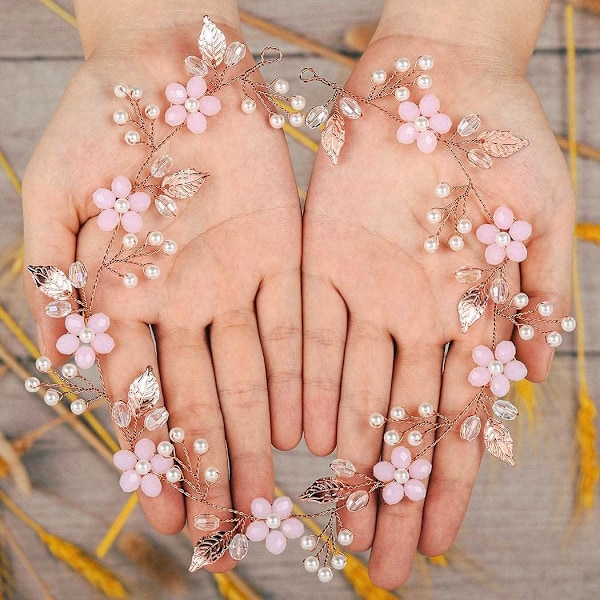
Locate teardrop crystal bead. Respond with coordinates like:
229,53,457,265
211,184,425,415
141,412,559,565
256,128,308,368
457,114,481,137
144,406,169,431
467,149,493,169
339,97,362,119
224,41,246,66
345,490,369,512
150,154,173,178
489,277,510,304
492,400,519,421
155,195,178,218
229,533,249,561
45,300,73,319
68,261,87,288
193,513,221,531
454,266,483,284
111,401,132,428
460,415,482,441
330,459,356,478
184,55,208,76
305,105,329,129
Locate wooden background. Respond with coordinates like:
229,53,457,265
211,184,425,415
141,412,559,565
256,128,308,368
0,1,599,599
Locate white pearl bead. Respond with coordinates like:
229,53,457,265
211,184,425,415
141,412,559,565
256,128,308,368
204,467,220,484
113,83,129,98
394,468,410,484
145,104,160,119
288,112,304,128
70,399,87,415
424,236,439,253
495,231,511,247
417,55,434,70
538,302,554,317
61,363,78,379
122,234,138,249
290,95,306,111
124,130,141,145
513,292,529,309
147,231,164,246
193,438,209,455
519,325,535,340
184,97,199,112
114,198,129,213
337,528,353,546
435,183,451,198
414,116,429,131
317,566,334,583
331,553,347,570
158,441,174,456
390,406,406,421
418,402,435,417
162,240,178,255
266,514,281,529
130,86,143,100
169,427,185,443
24,377,40,393
166,467,182,483
36,356,52,372
78,328,95,344
273,78,290,95
488,360,504,376
426,208,443,225
241,98,257,114
561,316,576,332
135,459,151,475
304,557,319,573
384,429,400,446
371,69,387,85
300,535,318,552
269,113,285,129
143,264,160,280
394,86,410,102
457,216,472,234
546,331,562,347
44,389,61,406
407,431,423,446
448,234,464,251
112,109,129,125
369,413,385,428
394,57,410,72
122,273,138,288
416,74,432,89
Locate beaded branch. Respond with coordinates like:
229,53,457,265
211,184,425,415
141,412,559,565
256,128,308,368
24,20,576,585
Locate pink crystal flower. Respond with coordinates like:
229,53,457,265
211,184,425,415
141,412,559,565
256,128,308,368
92,175,151,233
468,340,527,397
55,312,115,370
373,446,432,505
113,438,174,498
164,76,221,134
476,206,532,265
396,94,452,153
245,496,304,555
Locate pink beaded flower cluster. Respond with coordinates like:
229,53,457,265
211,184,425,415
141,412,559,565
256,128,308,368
396,94,452,153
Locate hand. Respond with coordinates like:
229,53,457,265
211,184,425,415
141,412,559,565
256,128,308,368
302,26,574,588
22,12,301,570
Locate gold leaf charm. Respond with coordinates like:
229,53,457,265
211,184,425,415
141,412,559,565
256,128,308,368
321,113,346,165
161,168,209,199
477,130,529,158
198,16,226,67
458,284,489,333
299,477,352,503
27,265,73,301
483,418,516,467
189,530,234,572
127,366,160,417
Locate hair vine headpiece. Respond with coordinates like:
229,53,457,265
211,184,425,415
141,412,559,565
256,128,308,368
25,26,576,584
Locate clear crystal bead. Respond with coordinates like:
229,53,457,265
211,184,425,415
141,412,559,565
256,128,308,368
184,55,209,76
144,406,169,431
455,266,483,284
68,261,87,288
489,277,510,304
155,195,178,218
193,513,221,531
45,300,73,319
345,490,369,512
339,97,362,119
305,105,329,129
492,400,519,421
224,41,246,66
229,533,249,561
111,401,131,428
457,114,481,137
467,149,493,169
150,154,173,178
460,415,482,441
330,459,356,478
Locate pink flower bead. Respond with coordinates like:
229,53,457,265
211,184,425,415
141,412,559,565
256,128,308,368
476,206,532,265
382,481,404,505
164,76,221,134
92,176,150,233
468,341,527,396
247,496,303,555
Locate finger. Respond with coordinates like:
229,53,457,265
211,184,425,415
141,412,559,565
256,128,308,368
256,269,302,451
368,343,444,589
336,316,394,551
302,273,347,456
